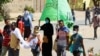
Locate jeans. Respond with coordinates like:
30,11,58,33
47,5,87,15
85,17,90,25
1,46,9,56
8,47,19,56
31,49,40,56
57,45,66,56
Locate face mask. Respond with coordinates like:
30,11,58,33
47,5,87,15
73,31,77,34
45,20,49,24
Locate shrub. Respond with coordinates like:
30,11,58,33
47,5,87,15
24,6,35,13
0,15,3,21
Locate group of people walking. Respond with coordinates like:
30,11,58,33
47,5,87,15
0,14,86,56
0,6,99,56
85,5,100,40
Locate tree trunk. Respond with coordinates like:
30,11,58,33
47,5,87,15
92,0,98,7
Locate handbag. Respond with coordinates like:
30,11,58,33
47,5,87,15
43,36,48,43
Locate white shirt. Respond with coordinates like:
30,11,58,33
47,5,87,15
12,28,26,46
29,37,38,49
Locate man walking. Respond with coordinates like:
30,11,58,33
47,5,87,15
8,22,26,56
56,20,69,56
85,7,91,25
23,9,33,40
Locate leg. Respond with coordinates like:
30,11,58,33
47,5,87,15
31,49,40,56
48,42,52,56
42,43,48,56
57,45,62,56
94,26,98,39
62,47,66,56
8,47,19,56
24,26,27,40
85,17,87,25
1,46,8,56
73,17,75,22
8,47,14,56
42,39,52,56
73,51,81,56
0,36,3,55
14,49,19,56
24,26,31,40
88,17,91,24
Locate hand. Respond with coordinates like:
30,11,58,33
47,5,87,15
43,36,48,43
14,48,17,51
39,46,42,51
83,51,86,56
66,47,69,51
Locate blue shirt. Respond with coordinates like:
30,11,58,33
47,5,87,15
71,33,83,52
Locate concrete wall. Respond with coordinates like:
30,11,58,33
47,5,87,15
4,0,45,13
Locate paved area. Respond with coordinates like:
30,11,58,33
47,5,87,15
0,11,100,56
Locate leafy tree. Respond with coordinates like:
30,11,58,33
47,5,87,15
0,0,12,18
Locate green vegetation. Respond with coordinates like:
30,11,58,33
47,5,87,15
24,6,35,13
0,15,3,21
0,0,12,21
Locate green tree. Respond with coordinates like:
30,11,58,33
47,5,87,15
92,0,100,6
0,0,12,19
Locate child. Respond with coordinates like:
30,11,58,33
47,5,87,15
27,26,41,56
68,25,86,56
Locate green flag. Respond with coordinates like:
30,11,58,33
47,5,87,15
40,0,73,28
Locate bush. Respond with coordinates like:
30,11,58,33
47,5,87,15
0,15,3,21
24,6,35,13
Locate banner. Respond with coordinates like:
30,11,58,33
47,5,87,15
40,0,73,28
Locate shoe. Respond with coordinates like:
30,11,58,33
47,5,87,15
93,37,97,40
93,38,95,40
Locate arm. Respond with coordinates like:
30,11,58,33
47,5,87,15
3,30,6,37
51,24,54,35
81,38,86,56
67,36,73,50
14,28,26,45
66,32,69,47
37,34,42,50
90,17,94,26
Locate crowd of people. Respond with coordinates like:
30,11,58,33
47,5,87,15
0,6,99,56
